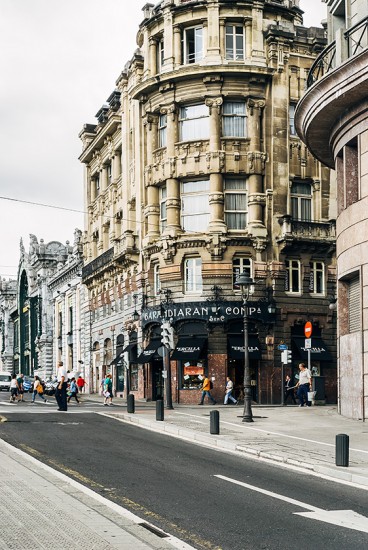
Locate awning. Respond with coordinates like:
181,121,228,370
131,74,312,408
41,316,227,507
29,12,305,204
137,339,161,364
292,337,333,361
110,351,125,366
171,337,207,361
123,343,138,362
228,336,261,359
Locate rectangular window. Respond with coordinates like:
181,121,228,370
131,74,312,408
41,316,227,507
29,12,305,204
158,114,167,148
58,311,63,339
348,276,360,332
179,104,209,141
184,26,203,64
160,186,167,232
289,104,296,136
291,182,312,221
95,175,100,197
153,264,161,296
233,257,252,290
285,260,301,293
184,257,203,294
309,261,325,295
225,178,248,230
225,25,244,60
181,179,210,232
157,38,165,72
69,305,73,334
223,102,247,137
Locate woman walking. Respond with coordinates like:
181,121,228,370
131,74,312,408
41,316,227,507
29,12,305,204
103,374,113,406
9,374,19,403
67,377,80,404
32,376,47,403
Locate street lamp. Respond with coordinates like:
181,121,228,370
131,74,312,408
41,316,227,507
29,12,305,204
235,272,254,423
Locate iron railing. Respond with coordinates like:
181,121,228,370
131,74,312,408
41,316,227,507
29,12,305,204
82,247,114,280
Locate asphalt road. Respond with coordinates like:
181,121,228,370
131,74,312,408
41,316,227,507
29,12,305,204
0,405,367,550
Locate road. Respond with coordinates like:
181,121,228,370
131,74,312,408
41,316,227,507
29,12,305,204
0,395,367,549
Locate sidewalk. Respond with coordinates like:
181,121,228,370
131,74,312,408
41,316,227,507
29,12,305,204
0,437,193,550
90,396,368,488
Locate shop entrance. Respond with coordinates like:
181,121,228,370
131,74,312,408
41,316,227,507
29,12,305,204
152,358,164,401
229,361,259,403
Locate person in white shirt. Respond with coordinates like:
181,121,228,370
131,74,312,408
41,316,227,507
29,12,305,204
55,361,68,411
224,376,238,405
296,363,312,407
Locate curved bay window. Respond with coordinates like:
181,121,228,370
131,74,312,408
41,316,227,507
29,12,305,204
179,104,209,141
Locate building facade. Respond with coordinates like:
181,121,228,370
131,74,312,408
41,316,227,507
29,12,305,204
296,0,368,419
0,278,17,372
80,0,337,405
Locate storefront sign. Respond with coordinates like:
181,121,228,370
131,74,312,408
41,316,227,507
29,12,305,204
141,301,275,328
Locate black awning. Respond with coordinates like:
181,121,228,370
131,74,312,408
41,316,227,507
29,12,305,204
110,351,125,366
122,343,138,362
171,337,207,361
228,336,261,359
292,337,333,361
137,339,161,364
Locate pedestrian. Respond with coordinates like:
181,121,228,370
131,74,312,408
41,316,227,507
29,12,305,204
224,376,238,405
67,377,80,404
284,374,297,405
296,363,312,407
100,376,106,396
32,376,47,404
55,360,68,411
17,373,25,402
76,375,86,394
9,374,19,403
198,375,216,405
103,374,113,406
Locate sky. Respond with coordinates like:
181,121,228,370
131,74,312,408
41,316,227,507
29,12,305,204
0,0,327,280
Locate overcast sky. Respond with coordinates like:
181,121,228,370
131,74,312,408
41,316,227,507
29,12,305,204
0,0,326,280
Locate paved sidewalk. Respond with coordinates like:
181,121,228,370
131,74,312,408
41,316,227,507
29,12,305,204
0,438,193,550
92,398,368,488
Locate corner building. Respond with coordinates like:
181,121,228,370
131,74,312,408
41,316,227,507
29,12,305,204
80,0,337,405
296,0,368,419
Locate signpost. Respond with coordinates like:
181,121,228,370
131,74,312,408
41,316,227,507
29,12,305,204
304,322,313,371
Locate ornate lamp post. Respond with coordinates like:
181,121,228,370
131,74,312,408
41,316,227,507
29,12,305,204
235,273,254,423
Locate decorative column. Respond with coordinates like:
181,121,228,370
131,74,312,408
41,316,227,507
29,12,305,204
206,1,221,64
251,2,265,61
101,166,108,192
144,114,160,240
173,26,182,67
205,97,226,234
163,104,181,235
112,150,121,181
247,99,267,238
149,37,157,77
163,7,174,71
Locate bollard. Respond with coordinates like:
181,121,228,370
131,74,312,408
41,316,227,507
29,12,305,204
336,433,349,467
210,410,220,435
156,399,164,421
127,393,135,414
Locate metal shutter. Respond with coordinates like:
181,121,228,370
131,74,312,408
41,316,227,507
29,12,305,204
348,276,360,332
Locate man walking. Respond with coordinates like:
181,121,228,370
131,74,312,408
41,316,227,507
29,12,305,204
296,363,312,407
55,361,68,411
198,375,216,405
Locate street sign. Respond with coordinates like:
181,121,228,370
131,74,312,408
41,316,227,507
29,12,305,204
304,321,313,338
278,344,288,350
305,338,311,349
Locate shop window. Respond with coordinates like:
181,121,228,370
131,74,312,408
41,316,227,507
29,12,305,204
181,179,210,232
225,178,248,229
184,257,203,294
222,101,247,137
158,113,167,148
183,26,203,64
233,257,252,290
291,181,312,221
289,104,296,136
309,261,325,295
225,25,245,60
179,104,209,141
182,363,204,389
160,186,167,232
285,259,301,294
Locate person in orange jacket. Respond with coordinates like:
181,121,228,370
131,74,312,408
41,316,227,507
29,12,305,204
198,375,216,405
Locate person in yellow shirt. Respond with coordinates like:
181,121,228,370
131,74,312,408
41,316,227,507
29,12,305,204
198,375,216,405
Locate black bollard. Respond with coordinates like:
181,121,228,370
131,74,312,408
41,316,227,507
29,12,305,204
156,399,164,421
336,433,349,467
127,393,135,414
210,410,220,435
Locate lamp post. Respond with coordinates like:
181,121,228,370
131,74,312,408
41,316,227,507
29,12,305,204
235,273,254,423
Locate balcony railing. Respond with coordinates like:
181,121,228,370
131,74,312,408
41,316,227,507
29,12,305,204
290,220,336,240
307,16,368,88
82,247,114,280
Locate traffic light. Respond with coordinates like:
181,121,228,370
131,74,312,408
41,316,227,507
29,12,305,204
281,349,292,364
161,320,174,349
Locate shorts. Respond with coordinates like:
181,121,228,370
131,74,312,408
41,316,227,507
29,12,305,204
11,388,18,397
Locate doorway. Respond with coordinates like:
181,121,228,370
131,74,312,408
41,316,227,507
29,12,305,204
152,358,164,401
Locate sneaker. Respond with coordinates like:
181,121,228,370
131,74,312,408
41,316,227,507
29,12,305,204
104,403,108,406
198,403,203,405
44,400,47,404
299,404,304,407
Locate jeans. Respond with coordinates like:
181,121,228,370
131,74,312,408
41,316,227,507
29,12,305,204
297,383,310,406
32,390,46,402
200,390,216,404
224,391,237,404
55,382,68,411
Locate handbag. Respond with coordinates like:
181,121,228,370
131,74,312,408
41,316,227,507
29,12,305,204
36,383,44,394
307,391,316,401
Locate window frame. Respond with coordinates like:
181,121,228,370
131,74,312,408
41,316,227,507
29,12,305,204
285,259,302,294
222,101,247,138
184,257,203,294
153,264,161,296
158,113,167,148
159,186,167,233
225,24,245,61
181,179,210,233
291,181,312,222
309,261,325,295
157,37,165,72
179,103,209,142
289,104,296,136
232,257,252,290
183,26,203,65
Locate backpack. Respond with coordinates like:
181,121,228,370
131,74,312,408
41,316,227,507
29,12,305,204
210,380,214,390
36,382,44,394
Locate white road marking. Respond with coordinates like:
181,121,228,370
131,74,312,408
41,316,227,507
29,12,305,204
174,412,368,455
215,474,368,533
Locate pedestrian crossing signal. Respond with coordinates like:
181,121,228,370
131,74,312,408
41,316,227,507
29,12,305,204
281,349,292,364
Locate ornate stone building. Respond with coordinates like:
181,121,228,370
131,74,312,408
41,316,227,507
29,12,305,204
0,278,17,372
296,0,368,419
80,0,337,404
